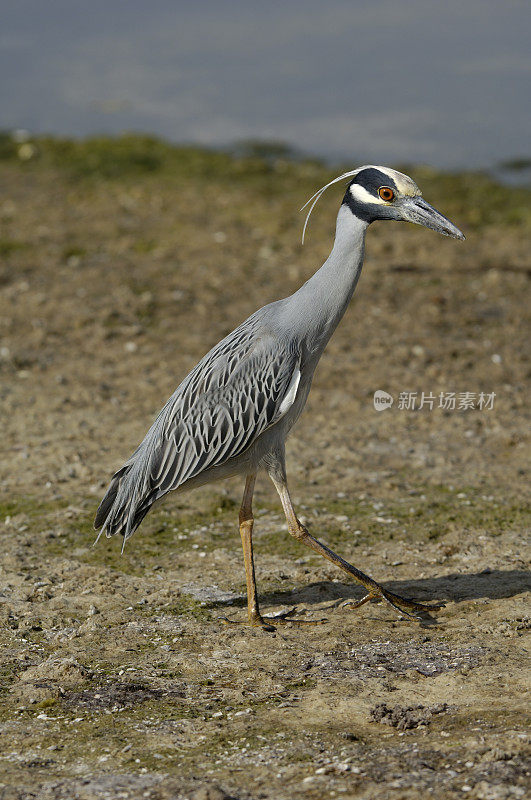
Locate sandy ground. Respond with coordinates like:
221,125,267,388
0,150,529,799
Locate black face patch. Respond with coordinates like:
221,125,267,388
342,168,399,223
352,168,398,196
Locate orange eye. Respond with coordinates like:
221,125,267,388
378,186,395,202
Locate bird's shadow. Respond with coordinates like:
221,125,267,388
208,568,530,612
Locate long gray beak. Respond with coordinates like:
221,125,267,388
400,196,465,240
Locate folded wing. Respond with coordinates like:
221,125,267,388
95,320,301,541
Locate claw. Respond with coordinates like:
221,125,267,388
264,606,299,620
220,615,276,631
221,607,327,630
342,588,445,620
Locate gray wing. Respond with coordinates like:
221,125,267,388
150,333,301,493
96,314,301,539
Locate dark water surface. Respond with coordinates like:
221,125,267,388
1,0,529,169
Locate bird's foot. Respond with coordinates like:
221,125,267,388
261,607,327,626
341,586,445,619
220,614,276,632
221,607,326,631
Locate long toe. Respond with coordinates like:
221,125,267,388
384,589,446,615
342,588,445,620
221,608,326,629
220,615,276,632
261,609,327,626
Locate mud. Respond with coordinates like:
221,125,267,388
370,702,449,729
0,145,529,798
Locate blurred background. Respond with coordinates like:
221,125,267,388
1,0,530,175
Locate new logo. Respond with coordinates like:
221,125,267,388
373,390,394,411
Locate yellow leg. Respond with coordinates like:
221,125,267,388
223,474,325,630
270,474,444,619
238,473,271,627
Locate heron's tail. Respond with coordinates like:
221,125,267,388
94,455,157,544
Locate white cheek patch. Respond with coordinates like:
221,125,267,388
349,184,385,205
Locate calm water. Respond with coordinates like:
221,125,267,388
1,0,530,169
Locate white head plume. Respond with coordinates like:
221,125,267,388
300,166,375,244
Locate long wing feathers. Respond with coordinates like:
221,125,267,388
149,340,300,496
96,316,301,541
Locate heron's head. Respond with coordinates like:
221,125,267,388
344,166,464,239
301,165,465,242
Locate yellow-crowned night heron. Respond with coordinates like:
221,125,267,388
95,166,465,629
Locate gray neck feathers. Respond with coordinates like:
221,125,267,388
285,206,368,356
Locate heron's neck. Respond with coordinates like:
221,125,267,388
291,206,368,354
